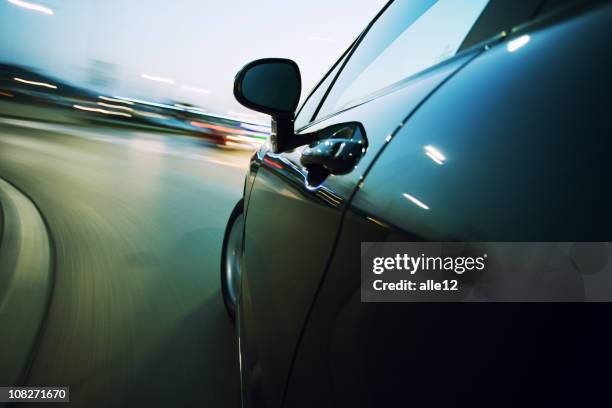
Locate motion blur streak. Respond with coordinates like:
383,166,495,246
140,73,175,84
0,117,246,406
190,120,235,133
97,102,134,112
134,111,167,119
14,77,57,89
98,96,134,105
7,0,53,15
240,122,271,133
73,104,132,117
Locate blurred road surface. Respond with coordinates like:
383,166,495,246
0,118,249,407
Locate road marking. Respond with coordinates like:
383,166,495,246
0,176,53,385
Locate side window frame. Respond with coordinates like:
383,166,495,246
312,0,544,125
294,37,357,130
294,1,394,130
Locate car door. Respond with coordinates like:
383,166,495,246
285,1,612,407
240,0,533,406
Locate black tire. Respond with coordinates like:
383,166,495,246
221,199,244,322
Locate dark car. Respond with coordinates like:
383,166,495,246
221,0,612,406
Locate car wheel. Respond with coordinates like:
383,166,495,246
221,199,244,321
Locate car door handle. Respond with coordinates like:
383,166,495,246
300,123,368,175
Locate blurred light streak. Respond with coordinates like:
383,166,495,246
116,96,265,124
7,0,53,15
174,103,206,113
99,96,134,105
187,109,209,115
180,85,212,93
240,122,270,133
224,141,248,149
104,111,132,117
226,135,245,143
233,129,267,138
403,193,430,210
507,35,530,52
73,104,132,117
226,135,265,147
0,91,15,97
366,216,389,228
98,102,134,111
190,121,235,133
140,73,175,84
114,96,178,110
14,77,57,89
134,111,168,119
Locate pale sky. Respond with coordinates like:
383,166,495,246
0,0,385,121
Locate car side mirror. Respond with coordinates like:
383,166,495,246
234,58,301,153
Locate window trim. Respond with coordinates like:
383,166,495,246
310,0,549,126
301,39,492,131
294,1,395,132
294,36,358,129
319,0,499,119
308,0,395,124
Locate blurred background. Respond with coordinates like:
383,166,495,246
0,1,384,406
0,0,384,147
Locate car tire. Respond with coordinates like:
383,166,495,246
221,199,244,322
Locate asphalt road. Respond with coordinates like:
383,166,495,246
0,118,249,407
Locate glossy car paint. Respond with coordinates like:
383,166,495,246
239,51,484,407
285,3,612,407
233,1,612,407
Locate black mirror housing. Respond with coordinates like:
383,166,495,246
234,58,301,115
234,58,302,153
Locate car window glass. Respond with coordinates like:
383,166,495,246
317,0,489,118
294,52,347,130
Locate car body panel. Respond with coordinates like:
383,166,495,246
241,48,483,408
285,2,612,406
